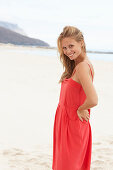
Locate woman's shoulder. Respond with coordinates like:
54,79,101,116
76,60,94,80
75,60,89,70
76,60,93,70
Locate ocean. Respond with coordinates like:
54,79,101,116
0,46,113,62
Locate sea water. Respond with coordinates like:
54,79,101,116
1,47,113,62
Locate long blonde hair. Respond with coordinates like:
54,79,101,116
57,26,86,84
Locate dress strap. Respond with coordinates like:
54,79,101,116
72,62,93,80
86,62,93,80
72,68,76,76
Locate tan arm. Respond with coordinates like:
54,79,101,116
76,62,98,111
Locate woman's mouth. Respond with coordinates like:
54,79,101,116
68,53,75,57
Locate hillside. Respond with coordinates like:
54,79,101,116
0,26,49,47
0,21,26,35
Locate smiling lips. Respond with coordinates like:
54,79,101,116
68,52,75,57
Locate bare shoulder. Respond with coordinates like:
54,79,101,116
75,61,98,105
76,61,94,81
76,61,89,73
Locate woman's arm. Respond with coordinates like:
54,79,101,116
76,62,98,112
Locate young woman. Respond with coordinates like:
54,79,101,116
52,26,98,170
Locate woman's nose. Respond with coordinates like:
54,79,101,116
66,48,71,55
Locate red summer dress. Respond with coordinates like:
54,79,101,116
52,62,93,170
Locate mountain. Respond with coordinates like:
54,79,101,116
0,26,49,47
0,21,26,35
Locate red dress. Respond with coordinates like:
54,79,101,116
52,63,93,170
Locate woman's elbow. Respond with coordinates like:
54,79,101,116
93,100,98,106
88,95,98,106
91,95,98,106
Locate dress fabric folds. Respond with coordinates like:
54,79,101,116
52,63,93,170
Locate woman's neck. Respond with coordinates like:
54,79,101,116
75,52,88,65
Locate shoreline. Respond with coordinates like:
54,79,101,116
0,43,113,54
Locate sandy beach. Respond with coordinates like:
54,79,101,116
0,44,113,169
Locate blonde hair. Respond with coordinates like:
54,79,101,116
57,26,86,83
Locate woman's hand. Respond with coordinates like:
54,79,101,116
77,109,90,122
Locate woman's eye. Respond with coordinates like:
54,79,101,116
63,47,66,50
69,45,73,48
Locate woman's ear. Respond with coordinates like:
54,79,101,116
80,40,84,47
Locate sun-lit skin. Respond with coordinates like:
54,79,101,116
61,37,88,65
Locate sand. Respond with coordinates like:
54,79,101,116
0,44,113,169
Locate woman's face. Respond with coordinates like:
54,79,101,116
61,37,83,60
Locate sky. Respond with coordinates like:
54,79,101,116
0,0,113,50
